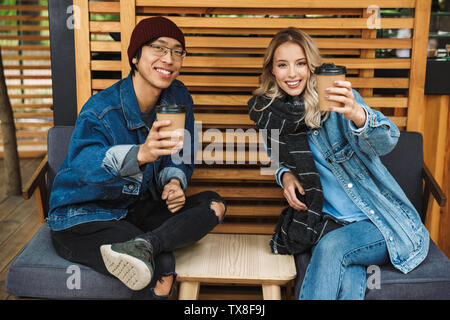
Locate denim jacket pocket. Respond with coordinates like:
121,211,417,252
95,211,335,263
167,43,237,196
332,142,354,163
122,182,140,195
329,142,368,180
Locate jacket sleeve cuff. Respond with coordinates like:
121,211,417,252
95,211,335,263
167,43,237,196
348,102,369,134
102,144,143,182
275,165,290,188
158,167,188,191
348,89,399,138
119,145,145,177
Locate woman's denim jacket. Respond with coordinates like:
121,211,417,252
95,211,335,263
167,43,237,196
47,73,195,231
275,90,429,274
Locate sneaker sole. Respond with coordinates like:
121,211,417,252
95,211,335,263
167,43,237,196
100,244,152,291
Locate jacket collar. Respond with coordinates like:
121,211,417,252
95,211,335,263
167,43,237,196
120,73,144,130
119,72,174,130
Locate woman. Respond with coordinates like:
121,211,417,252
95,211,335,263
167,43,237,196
248,27,429,300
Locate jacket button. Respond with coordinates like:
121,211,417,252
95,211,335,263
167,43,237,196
313,130,319,136
347,183,353,189
369,210,375,215
128,184,134,190
389,236,393,241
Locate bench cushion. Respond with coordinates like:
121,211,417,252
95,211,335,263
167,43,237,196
6,223,133,299
293,239,450,300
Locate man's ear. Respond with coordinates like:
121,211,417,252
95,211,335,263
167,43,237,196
132,57,139,72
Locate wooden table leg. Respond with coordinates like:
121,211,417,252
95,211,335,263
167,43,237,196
262,284,281,300
178,281,200,300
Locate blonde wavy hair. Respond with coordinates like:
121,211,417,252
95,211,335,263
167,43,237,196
252,27,326,128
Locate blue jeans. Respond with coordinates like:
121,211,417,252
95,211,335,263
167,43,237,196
299,219,389,300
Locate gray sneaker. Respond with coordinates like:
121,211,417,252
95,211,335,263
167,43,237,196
100,238,155,291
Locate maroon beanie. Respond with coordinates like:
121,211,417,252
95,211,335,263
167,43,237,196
127,17,185,67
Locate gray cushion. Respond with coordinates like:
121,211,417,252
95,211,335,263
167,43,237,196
294,239,450,300
365,240,450,300
6,223,133,299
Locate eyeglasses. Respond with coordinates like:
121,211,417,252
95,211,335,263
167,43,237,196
147,43,187,59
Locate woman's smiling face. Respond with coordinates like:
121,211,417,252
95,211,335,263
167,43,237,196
272,41,310,97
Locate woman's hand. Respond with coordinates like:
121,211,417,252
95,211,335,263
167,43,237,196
161,179,186,213
281,171,308,211
325,80,367,128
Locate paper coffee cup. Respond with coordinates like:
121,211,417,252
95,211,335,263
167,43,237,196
315,63,347,111
156,104,186,149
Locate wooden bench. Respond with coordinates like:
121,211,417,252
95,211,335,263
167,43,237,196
20,0,434,299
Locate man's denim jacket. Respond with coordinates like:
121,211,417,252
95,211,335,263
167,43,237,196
47,73,195,231
275,90,429,274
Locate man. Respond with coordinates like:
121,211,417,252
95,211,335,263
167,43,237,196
48,17,226,299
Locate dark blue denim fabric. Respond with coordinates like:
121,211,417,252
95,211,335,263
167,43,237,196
48,73,196,231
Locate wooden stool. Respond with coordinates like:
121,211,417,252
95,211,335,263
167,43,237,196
174,233,296,300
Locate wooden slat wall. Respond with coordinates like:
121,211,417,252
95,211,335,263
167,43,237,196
0,0,52,158
74,0,430,235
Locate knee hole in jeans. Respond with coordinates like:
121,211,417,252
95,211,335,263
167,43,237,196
210,201,226,221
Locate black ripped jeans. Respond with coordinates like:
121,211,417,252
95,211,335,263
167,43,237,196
51,191,226,299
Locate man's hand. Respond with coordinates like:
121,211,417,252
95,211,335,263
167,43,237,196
161,178,186,213
137,120,183,166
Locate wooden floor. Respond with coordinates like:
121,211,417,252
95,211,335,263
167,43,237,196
0,157,44,300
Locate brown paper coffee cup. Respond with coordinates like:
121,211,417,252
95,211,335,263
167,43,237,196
156,104,186,149
315,63,347,111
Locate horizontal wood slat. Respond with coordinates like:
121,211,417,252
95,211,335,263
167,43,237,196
196,115,407,130
92,17,414,33
211,223,275,235
183,57,411,70
92,77,409,90
136,0,416,9
186,37,413,50
89,1,366,15
191,95,409,108
191,168,275,182
187,186,284,200
2,55,50,61
196,150,272,164
0,25,49,32
225,204,285,217
1,45,50,51
0,15,48,22
0,5,48,11
136,16,414,30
